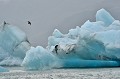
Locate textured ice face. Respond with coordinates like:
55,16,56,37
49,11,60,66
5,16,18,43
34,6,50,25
0,24,31,66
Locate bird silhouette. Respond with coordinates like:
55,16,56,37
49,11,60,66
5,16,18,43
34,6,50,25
28,21,31,25
55,45,58,54
2,21,7,30
4,21,6,25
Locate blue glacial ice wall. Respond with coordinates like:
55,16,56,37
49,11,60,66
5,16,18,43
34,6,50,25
0,23,31,66
22,9,120,70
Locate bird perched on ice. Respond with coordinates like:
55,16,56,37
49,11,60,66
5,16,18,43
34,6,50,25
4,21,7,25
55,45,58,54
28,21,31,25
2,21,9,30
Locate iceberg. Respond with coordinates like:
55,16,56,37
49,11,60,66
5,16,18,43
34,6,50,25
0,23,31,66
60,59,120,68
22,8,120,70
48,9,120,60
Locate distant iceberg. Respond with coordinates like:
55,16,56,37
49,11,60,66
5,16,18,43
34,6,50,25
0,23,31,66
22,9,120,70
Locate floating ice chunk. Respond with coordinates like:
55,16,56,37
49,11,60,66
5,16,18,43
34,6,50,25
0,23,31,66
96,8,115,26
0,66,9,72
22,46,59,70
48,9,120,63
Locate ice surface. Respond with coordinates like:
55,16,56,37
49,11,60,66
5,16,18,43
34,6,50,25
22,9,120,70
0,66,9,72
0,23,31,66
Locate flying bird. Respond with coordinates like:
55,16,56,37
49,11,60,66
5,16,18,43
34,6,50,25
28,21,31,25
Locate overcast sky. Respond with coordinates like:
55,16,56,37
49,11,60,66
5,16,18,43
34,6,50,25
0,0,120,47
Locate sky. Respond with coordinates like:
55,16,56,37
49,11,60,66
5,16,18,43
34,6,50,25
0,0,120,47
